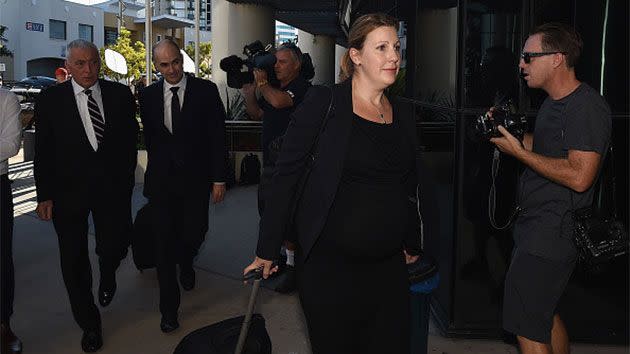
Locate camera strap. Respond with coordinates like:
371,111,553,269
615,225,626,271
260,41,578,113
488,147,522,230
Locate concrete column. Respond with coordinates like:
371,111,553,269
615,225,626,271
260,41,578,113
297,30,335,85
211,0,274,90
335,44,346,83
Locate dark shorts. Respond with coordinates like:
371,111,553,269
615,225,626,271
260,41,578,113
503,247,575,343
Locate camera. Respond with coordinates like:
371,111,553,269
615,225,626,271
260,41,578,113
475,100,528,140
219,40,277,89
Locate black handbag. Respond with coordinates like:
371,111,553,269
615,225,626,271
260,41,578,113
571,145,628,273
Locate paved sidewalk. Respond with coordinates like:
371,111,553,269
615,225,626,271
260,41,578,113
7,158,628,354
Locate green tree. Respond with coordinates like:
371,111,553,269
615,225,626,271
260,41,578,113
184,42,212,79
0,25,14,57
99,27,146,85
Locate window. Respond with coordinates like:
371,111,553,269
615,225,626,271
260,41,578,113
463,2,522,108
79,24,93,42
49,19,66,40
105,27,118,45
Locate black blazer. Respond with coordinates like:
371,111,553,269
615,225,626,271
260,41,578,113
138,75,226,198
34,79,138,204
257,79,423,260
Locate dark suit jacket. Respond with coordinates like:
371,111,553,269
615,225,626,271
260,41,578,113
257,79,423,261
34,79,138,205
138,75,226,199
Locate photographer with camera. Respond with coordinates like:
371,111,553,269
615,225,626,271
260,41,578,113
488,23,611,354
241,43,312,293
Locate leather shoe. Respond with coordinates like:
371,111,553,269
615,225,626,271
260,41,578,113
98,281,116,307
160,316,179,333
81,330,103,353
179,266,195,291
1,324,23,354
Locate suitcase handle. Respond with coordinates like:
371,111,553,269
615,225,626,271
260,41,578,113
242,261,279,282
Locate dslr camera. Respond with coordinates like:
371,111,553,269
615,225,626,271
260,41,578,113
219,40,277,89
475,100,528,140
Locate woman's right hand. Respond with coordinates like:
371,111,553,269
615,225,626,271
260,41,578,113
243,256,278,280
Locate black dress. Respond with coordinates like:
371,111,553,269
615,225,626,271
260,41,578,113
297,113,415,354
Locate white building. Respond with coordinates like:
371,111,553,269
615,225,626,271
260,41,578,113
0,0,105,81
275,21,297,46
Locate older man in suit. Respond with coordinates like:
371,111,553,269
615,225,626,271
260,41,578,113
138,39,226,333
34,39,138,352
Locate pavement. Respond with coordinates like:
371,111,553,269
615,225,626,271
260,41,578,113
6,151,629,354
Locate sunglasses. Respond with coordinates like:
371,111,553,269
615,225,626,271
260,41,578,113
520,51,566,64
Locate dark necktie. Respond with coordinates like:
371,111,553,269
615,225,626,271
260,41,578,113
170,86,181,134
84,89,105,146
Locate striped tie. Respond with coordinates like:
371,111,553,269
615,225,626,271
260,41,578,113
84,89,105,146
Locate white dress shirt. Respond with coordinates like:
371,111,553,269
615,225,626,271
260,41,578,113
0,88,22,175
163,75,187,133
72,79,106,151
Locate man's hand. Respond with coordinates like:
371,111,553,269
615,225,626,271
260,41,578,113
36,200,53,221
490,125,525,158
243,256,278,280
253,68,268,84
211,183,226,204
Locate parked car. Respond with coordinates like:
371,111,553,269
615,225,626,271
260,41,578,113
13,76,57,89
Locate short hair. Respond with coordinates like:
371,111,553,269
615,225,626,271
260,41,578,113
276,42,303,66
67,39,99,60
152,38,182,60
340,13,399,81
530,22,583,68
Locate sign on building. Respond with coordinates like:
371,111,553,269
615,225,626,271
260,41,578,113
25,22,44,32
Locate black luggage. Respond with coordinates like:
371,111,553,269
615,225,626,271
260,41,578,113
173,268,272,354
131,203,156,270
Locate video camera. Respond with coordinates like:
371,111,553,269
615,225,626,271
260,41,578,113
219,41,277,89
474,100,528,141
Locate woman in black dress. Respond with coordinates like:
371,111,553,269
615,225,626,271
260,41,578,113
245,13,422,353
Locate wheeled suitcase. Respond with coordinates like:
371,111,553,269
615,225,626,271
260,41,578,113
173,268,272,354
131,203,156,270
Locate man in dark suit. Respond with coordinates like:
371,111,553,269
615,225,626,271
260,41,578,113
138,39,226,333
34,39,138,352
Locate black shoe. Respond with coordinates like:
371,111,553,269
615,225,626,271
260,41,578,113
98,281,116,307
98,263,117,307
1,324,23,354
160,315,179,333
179,266,195,291
81,330,103,353
274,265,296,294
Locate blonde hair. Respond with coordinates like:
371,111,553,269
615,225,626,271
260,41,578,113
339,13,399,81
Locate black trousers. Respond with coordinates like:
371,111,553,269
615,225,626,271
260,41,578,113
151,185,210,318
1,175,14,324
51,189,132,331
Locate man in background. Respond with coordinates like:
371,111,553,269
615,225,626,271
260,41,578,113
139,39,226,333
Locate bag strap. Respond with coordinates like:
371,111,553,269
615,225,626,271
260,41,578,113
305,85,335,163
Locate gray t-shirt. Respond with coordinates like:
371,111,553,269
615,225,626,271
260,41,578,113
513,83,611,261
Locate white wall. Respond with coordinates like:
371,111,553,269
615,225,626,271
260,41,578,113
0,0,104,80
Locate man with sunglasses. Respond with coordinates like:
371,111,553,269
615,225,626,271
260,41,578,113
242,42,312,293
490,23,611,354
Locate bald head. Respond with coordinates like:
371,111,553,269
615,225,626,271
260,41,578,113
153,39,184,84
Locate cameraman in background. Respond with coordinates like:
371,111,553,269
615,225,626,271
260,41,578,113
490,23,610,354
242,42,312,293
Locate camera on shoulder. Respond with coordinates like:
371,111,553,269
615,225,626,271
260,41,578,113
219,40,277,89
